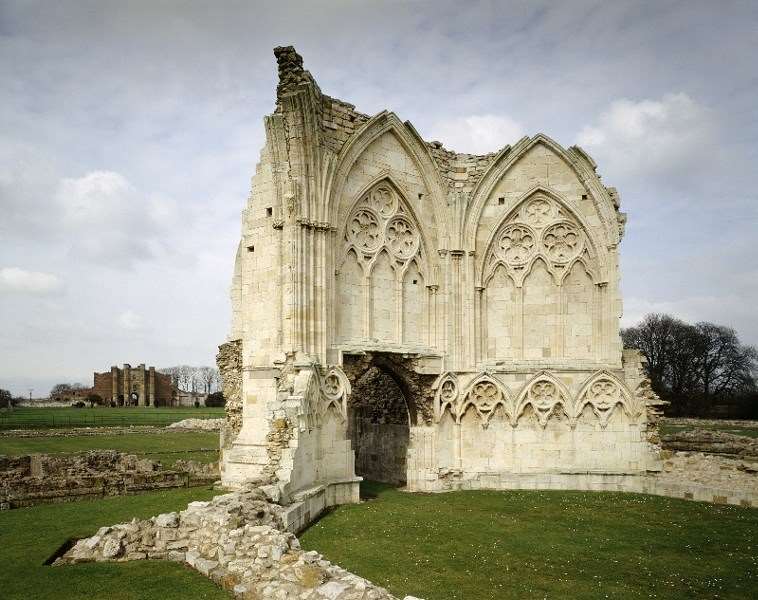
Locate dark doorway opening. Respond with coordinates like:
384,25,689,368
347,365,410,486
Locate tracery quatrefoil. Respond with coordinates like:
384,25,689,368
386,216,419,259
588,380,619,410
543,222,581,263
348,209,382,251
440,379,457,403
322,373,342,400
471,381,500,412
497,224,535,265
529,381,558,411
524,197,553,228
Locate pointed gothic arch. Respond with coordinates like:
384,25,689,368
574,370,641,428
326,111,448,246
476,185,607,288
458,372,514,427
515,371,573,428
464,134,621,252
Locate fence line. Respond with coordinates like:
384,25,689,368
0,410,223,430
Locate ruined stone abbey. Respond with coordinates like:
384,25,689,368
218,47,663,514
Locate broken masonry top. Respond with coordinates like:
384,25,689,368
274,45,318,101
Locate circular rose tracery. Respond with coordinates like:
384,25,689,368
348,209,382,251
497,224,535,265
543,222,581,263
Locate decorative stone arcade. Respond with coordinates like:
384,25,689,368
218,47,664,507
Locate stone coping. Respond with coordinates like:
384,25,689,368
414,472,756,508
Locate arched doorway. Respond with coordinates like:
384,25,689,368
347,365,411,486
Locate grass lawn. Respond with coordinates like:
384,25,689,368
661,422,758,438
0,431,219,468
0,487,230,600
0,407,224,430
300,482,758,600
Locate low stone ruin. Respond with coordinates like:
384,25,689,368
662,428,758,458
56,484,421,600
659,450,758,495
167,418,224,431
0,451,218,509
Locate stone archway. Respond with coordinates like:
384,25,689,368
343,353,427,486
347,366,410,485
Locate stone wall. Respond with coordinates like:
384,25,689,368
54,465,755,599
0,451,218,510
56,483,421,600
217,339,243,457
663,428,758,458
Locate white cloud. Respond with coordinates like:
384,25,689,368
577,93,715,179
117,309,145,331
426,114,525,154
0,267,63,294
54,171,180,267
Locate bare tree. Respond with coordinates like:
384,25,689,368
197,366,218,394
178,365,195,392
160,365,222,394
623,314,758,417
158,367,181,389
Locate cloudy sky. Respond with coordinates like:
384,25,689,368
1,1,756,396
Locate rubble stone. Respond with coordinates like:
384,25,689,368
56,483,423,600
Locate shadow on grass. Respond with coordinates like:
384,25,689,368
360,480,398,500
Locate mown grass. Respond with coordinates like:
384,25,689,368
300,482,758,600
0,431,219,468
660,422,758,438
0,487,230,600
0,407,224,430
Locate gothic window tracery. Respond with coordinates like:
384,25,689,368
484,193,594,286
516,374,570,428
575,373,638,428
460,376,511,428
337,180,428,346
343,182,425,270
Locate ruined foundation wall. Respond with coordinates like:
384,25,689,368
0,451,218,509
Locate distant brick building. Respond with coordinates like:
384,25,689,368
92,364,173,407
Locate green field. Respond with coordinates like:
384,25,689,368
660,421,758,438
0,487,230,600
300,482,758,600
0,407,224,430
0,431,219,468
